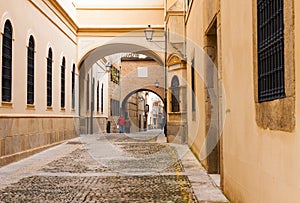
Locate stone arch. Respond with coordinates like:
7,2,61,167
121,88,164,111
77,42,165,121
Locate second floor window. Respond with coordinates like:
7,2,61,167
27,36,35,104
61,57,65,108
47,48,52,106
257,0,285,102
171,76,180,112
2,20,13,102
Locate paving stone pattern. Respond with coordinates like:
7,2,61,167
0,131,228,202
0,175,197,203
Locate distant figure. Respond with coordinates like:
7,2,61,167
124,117,131,133
106,120,111,133
160,116,165,130
118,116,125,133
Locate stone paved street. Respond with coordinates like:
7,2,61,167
0,130,228,203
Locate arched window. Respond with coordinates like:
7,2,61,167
171,76,180,112
2,20,13,102
86,74,89,110
97,81,99,112
61,57,65,108
47,48,52,106
72,64,75,109
101,84,104,113
27,36,35,104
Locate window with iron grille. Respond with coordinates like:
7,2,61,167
171,76,180,112
61,57,65,108
27,36,35,104
2,20,13,102
101,84,104,113
110,99,120,116
97,81,99,112
257,0,285,102
47,48,52,106
72,64,75,109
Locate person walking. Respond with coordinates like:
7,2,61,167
118,116,125,133
124,117,131,133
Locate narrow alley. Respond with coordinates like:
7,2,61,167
0,130,228,203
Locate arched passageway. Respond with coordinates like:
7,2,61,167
77,42,165,134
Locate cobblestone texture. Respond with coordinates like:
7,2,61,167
0,130,228,202
0,175,197,203
41,148,109,173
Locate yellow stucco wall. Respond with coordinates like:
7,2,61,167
183,0,300,202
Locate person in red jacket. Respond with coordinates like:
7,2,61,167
118,116,125,133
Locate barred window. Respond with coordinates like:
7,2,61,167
61,57,65,108
72,64,75,109
171,76,180,112
110,99,120,116
191,58,196,111
2,20,13,102
27,36,35,104
47,48,53,106
257,0,285,102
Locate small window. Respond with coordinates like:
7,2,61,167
27,36,35,104
87,74,89,110
61,57,65,108
101,84,104,113
72,64,75,109
257,0,285,102
2,20,13,102
47,48,53,106
171,76,180,112
97,81,99,112
191,58,196,111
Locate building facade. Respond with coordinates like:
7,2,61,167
164,0,300,202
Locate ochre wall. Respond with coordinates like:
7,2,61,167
184,0,300,202
221,0,299,202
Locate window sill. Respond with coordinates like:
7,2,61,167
46,106,53,111
61,107,66,112
1,101,13,108
26,104,35,110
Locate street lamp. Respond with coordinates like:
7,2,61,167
144,25,154,41
105,62,112,72
155,80,159,88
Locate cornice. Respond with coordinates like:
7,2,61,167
47,0,78,31
165,10,185,23
77,26,164,37
76,7,164,11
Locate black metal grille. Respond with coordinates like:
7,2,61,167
257,0,285,102
191,58,196,111
72,65,75,109
47,49,52,106
27,36,35,104
111,99,120,116
2,20,12,102
61,58,65,108
171,76,180,112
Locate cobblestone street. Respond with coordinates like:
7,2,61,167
0,130,228,202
